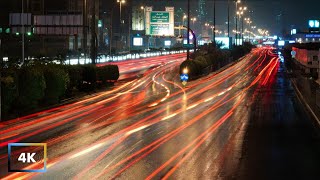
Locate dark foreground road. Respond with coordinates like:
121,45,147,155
1,48,319,180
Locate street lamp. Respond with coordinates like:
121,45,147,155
183,15,187,26
180,15,187,36
117,0,126,24
22,0,25,64
117,0,125,50
235,0,241,45
191,17,197,27
240,7,247,43
213,0,216,45
187,0,190,60
210,26,214,41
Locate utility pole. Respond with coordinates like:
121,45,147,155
110,9,113,55
187,0,190,60
90,0,97,64
83,0,87,61
213,0,216,45
0,39,2,121
235,14,238,46
128,13,131,52
22,0,25,64
227,0,230,38
241,15,244,44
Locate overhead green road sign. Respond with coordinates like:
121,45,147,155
150,24,170,36
150,12,170,23
183,44,194,49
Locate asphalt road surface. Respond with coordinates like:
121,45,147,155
1,48,319,180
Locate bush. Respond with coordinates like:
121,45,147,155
79,65,97,92
1,61,120,120
1,68,18,116
180,42,253,80
97,65,119,86
42,64,70,105
65,65,83,96
16,65,46,111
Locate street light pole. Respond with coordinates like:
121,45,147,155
83,0,87,61
0,39,2,121
235,12,238,46
110,8,113,55
241,15,244,43
213,0,216,45
187,0,190,60
117,0,125,50
227,0,230,38
22,0,25,64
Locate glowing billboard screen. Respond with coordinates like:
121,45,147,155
308,20,320,32
133,37,143,46
309,20,320,28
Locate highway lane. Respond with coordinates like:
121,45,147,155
1,48,319,179
97,53,187,80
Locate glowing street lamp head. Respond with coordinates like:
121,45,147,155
117,0,125,3
183,15,187,19
183,68,189,74
140,6,144,10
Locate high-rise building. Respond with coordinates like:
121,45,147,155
198,0,207,24
0,0,102,59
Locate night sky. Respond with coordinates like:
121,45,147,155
246,0,320,33
204,0,320,34
1,0,320,35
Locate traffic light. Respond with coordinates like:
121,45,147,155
27,32,32,36
16,32,20,36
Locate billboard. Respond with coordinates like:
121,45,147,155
132,6,145,31
133,37,143,46
309,20,320,28
215,37,230,49
308,20,320,32
145,7,174,36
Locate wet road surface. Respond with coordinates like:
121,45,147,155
1,48,320,180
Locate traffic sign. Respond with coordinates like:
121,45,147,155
180,74,189,81
182,81,187,86
291,50,296,58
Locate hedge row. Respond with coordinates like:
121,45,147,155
180,43,253,79
1,63,119,119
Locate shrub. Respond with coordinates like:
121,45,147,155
42,64,70,105
79,65,97,92
1,68,18,116
180,43,253,80
65,65,83,95
16,65,46,111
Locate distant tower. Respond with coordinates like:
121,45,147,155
198,0,206,23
